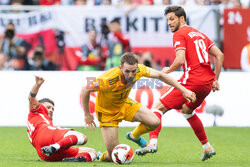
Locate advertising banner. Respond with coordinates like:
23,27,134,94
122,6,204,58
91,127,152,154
0,71,249,127
0,6,217,69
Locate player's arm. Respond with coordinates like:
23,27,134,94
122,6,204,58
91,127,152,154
81,85,97,130
29,76,44,110
209,45,224,92
148,68,196,102
162,50,185,74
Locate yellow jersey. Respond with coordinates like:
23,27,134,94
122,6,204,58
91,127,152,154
91,64,150,115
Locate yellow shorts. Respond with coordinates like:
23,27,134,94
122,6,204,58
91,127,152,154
96,98,142,127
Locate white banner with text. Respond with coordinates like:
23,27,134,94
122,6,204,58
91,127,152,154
0,71,249,127
0,6,217,47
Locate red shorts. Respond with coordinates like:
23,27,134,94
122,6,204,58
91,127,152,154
34,126,79,161
160,83,212,110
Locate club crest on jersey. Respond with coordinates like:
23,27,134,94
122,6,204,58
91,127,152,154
93,82,99,88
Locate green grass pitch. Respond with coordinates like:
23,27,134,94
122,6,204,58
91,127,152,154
0,127,250,167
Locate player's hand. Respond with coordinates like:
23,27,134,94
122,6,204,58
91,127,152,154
162,67,170,74
35,76,44,86
212,80,220,92
84,113,96,131
183,90,196,103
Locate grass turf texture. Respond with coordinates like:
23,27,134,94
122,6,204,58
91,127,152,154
0,127,249,167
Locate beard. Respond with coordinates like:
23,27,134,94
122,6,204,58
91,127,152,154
172,21,181,32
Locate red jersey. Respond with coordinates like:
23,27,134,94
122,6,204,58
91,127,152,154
173,26,215,85
27,104,53,146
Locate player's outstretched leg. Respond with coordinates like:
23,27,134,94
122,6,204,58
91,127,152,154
135,144,158,156
201,146,216,161
42,131,87,156
126,132,148,148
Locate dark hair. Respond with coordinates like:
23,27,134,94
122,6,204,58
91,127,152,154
121,52,138,66
39,98,55,106
87,27,97,33
110,18,121,24
164,6,186,21
7,22,15,27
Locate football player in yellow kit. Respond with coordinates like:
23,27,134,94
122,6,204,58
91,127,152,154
81,52,196,162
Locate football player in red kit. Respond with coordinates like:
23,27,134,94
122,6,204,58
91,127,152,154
27,76,96,162
127,6,224,161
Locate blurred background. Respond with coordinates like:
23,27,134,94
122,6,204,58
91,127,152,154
0,0,249,72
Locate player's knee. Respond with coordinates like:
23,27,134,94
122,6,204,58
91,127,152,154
181,104,193,114
66,131,88,145
74,132,88,145
76,133,88,145
181,109,193,114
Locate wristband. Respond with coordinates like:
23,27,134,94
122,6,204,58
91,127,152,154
30,92,37,97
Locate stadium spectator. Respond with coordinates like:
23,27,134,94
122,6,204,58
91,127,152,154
116,0,138,15
10,0,23,5
28,46,57,71
130,6,224,161
162,0,171,5
240,0,250,7
131,0,154,5
61,0,74,5
81,52,196,162
27,76,97,162
77,29,102,71
101,0,112,5
104,18,131,69
0,22,29,70
74,0,87,5
139,51,161,70
0,0,11,5
0,52,12,70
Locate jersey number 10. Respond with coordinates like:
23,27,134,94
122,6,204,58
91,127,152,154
194,39,209,63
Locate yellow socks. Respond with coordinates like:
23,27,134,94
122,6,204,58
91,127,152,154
99,151,108,162
131,123,151,139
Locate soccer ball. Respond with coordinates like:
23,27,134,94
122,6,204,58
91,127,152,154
111,144,134,164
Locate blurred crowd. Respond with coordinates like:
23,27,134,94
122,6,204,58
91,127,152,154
0,0,249,71
0,0,249,7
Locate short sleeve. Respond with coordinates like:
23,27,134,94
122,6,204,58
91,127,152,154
137,64,151,78
206,36,215,50
173,32,186,52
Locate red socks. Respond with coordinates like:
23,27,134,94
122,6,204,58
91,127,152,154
149,110,162,139
148,110,208,146
187,114,208,145
57,135,78,150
